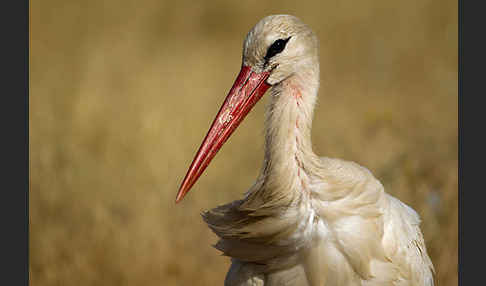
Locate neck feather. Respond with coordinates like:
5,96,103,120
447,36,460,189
244,65,321,208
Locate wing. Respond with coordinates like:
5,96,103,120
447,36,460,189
381,194,435,286
313,157,435,285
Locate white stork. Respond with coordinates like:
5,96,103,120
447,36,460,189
176,14,435,286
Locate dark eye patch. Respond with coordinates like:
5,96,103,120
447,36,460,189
264,37,292,63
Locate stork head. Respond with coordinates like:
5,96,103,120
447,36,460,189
176,15,318,203
243,14,319,85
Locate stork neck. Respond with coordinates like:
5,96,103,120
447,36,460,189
259,66,321,201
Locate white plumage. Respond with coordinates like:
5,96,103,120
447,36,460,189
177,14,434,286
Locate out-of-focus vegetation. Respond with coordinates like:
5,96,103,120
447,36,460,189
30,0,457,285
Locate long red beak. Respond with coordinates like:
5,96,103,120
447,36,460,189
175,66,271,203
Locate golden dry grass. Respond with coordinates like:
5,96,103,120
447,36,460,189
30,0,457,285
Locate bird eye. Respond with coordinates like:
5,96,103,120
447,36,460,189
264,37,291,62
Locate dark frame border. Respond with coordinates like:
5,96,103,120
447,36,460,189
2,0,29,284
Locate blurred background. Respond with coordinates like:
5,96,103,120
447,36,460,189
30,0,457,285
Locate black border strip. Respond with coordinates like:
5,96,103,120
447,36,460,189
1,0,29,284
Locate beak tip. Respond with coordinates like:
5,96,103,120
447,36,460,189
175,190,185,204
176,182,191,203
